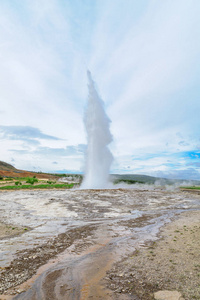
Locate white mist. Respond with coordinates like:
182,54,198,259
81,71,113,189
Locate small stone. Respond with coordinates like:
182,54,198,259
17,289,24,293
154,290,184,300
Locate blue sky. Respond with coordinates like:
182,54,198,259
0,0,200,179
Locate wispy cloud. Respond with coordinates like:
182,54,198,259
0,0,199,178
0,125,61,141
9,144,86,157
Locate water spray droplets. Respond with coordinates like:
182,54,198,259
81,71,113,189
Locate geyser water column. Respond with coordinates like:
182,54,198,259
81,71,113,189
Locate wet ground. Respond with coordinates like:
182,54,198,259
0,187,199,299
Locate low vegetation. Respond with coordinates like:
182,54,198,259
114,179,144,185
181,186,200,190
15,181,22,186
0,175,78,190
0,183,75,190
25,177,38,185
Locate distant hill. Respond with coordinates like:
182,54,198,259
111,174,159,184
110,174,200,186
0,161,17,171
0,161,56,179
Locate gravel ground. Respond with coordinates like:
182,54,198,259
105,210,200,300
0,225,96,295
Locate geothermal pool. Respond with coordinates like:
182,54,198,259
0,188,199,299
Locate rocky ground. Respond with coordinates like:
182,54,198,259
0,225,96,296
0,188,199,299
104,210,200,300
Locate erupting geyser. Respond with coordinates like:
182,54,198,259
81,71,113,189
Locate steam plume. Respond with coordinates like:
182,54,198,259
81,71,113,189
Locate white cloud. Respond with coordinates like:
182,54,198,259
0,0,200,178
